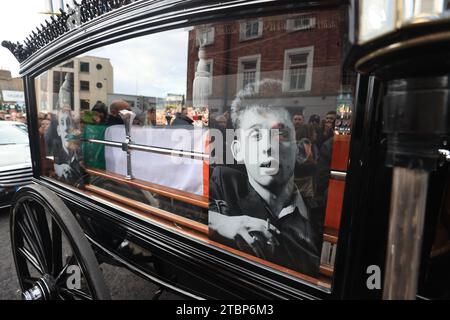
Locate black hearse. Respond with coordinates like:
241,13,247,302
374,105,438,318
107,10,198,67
2,0,450,300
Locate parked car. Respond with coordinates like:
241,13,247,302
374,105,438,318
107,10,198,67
0,121,32,209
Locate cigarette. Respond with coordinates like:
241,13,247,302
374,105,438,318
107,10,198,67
266,218,270,230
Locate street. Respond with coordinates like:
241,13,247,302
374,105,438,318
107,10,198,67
0,207,184,300
0,207,19,299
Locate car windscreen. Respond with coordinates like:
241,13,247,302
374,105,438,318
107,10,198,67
0,125,29,145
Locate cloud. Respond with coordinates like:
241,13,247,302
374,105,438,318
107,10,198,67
87,29,189,98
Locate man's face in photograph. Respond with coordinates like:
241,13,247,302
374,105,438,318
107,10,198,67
57,109,73,153
233,107,297,189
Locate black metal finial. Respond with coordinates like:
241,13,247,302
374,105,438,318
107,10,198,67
2,0,138,63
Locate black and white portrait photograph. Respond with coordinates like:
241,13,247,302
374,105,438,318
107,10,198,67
209,79,327,277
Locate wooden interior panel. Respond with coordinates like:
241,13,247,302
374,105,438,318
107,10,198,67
85,184,208,234
324,178,345,230
86,168,208,208
330,134,351,171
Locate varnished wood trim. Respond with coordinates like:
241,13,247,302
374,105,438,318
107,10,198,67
85,184,208,235
86,168,208,208
319,265,334,278
430,241,450,258
323,227,339,244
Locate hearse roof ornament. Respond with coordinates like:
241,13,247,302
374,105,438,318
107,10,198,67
2,0,136,63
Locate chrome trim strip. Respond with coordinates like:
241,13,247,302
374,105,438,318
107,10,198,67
0,173,33,179
84,139,209,160
84,139,122,148
330,170,346,181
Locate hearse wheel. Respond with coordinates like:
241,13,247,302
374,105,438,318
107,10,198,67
10,184,110,300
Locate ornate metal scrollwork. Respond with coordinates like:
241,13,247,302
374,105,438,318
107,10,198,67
2,0,137,63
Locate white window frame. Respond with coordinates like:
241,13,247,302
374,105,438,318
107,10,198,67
196,26,215,46
282,46,314,92
239,19,263,41
195,58,214,96
237,54,261,93
286,15,317,32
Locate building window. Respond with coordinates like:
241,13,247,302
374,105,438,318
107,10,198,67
283,46,314,92
96,82,103,89
80,99,90,110
286,15,317,31
237,54,261,92
96,63,103,70
239,19,263,41
80,80,90,91
196,26,215,46
61,61,74,68
80,61,90,73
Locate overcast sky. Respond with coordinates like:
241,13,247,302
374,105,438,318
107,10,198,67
85,30,189,98
0,0,189,98
0,1,49,75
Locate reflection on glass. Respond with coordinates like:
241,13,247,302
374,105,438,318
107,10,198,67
34,7,356,286
359,0,396,43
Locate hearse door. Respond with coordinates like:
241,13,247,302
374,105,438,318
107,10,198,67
344,0,450,300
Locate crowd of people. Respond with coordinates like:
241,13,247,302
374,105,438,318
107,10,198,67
36,99,212,184
292,111,336,198
0,108,27,123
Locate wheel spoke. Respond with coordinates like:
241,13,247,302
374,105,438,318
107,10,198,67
20,202,50,272
35,207,53,272
22,277,39,285
11,186,110,300
59,287,93,300
55,262,70,283
16,221,47,274
51,217,62,276
17,247,44,275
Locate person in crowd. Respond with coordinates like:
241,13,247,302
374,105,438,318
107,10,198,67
292,113,306,143
91,101,108,125
145,108,157,126
39,119,51,135
16,113,27,124
292,113,304,128
308,114,321,127
9,109,17,121
296,124,320,161
315,134,334,198
171,107,194,126
223,110,233,129
165,110,173,126
38,112,46,121
208,79,325,277
39,119,52,175
106,100,131,126
214,115,227,132
295,124,320,198
317,111,336,148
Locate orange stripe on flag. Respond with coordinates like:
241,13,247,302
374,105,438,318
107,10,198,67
203,130,210,198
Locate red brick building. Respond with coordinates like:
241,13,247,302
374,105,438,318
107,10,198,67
186,8,351,121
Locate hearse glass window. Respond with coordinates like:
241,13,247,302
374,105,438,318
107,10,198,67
34,7,355,289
